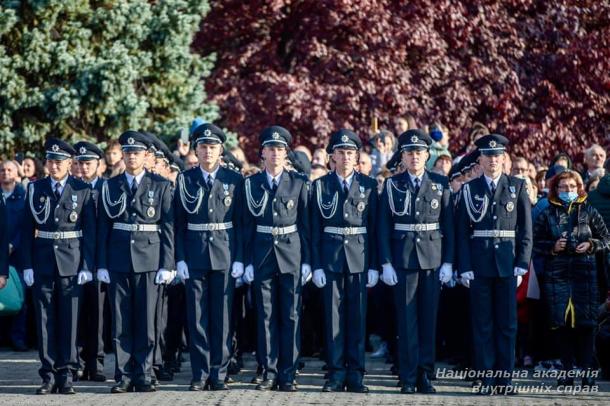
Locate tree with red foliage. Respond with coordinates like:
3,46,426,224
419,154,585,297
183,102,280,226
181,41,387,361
195,0,610,164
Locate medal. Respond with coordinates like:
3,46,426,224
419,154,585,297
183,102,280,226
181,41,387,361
506,202,515,212
147,206,156,217
69,211,78,222
357,201,366,212
223,184,229,196
287,199,295,210
71,194,78,209
359,186,365,198
509,186,516,199
437,190,442,196
431,184,437,191
431,199,439,209
40,196,45,203
148,191,155,205
224,196,232,206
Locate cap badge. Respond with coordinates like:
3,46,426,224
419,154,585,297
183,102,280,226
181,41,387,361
272,132,280,140
51,144,59,152
341,134,349,143
79,146,87,155
489,140,497,148
127,137,135,145
411,135,419,143
204,129,211,136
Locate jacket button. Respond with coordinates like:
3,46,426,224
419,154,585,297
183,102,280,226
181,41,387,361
55,218,59,222
131,240,135,244
416,198,420,201
54,245,58,249
344,213,348,218
132,199,136,204
494,244,499,249
493,215,497,220
273,212,278,216
416,238,421,242
209,209,213,213
344,240,348,244
492,202,497,206
273,198,277,202
274,240,278,245
132,213,136,216
415,211,420,216
209,237,214,242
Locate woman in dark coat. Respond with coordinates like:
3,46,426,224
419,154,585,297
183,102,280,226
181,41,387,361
533,169,610,387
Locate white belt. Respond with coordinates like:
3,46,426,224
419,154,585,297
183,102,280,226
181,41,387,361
256,224,298,236
36,230,83,240
113,223,160,232
394,223,439,232
187,222,233,231
324,226,367,236
472,230,516,238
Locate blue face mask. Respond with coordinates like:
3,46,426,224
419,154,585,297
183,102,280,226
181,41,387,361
430,129,443,142
559,191,578,203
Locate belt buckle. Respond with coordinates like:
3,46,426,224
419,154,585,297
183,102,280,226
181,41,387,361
414,224,422,232
493,230,500,237
343,227,353,235
208,223,217,231
271,228,279,236
53,232,61,240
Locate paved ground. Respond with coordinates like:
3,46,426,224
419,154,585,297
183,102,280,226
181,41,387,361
0,350,607,405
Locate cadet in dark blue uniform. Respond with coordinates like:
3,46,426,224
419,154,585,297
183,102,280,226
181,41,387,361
96,131,175,393
456,134,532,395
377,130,454,394
310,129,378,393
0,191,8,288
174,123,245,391
21,139,96,395
242,126,311,392
73,141,107,382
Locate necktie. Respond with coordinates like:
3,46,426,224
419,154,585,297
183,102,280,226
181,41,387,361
490,181,496,196
342,180,349,195
54,183,62,200
272,178,278,193
413,177,420,194
206,176,214,190
131,179,138,196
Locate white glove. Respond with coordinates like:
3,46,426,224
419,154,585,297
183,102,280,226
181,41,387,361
235,276,244,288
514,267,528,277
176,261,189,281
460,271,475,288
301,263,312,285
97,269,110,284
231,261,245,279
517,275,523,287
381,263,398,286
243,264,254,284
366,269,379,288
77,270,93,285
439,263,453,284
155,268,173,285
23,269,34,287
312,269,326,288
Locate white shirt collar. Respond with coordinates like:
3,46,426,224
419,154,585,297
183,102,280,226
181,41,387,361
50,175,68,190
89,177,99,188
266,170,284,188
336,171,355,188
484,173,502,188
407,171,424,185
125,170,146,187
201,165,220,182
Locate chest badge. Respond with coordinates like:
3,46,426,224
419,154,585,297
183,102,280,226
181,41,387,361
431,199,439,209
147,206,156,217
357,201,366,212
224,196,232,206
506,201,515,212
69,211,78,222
286,199,295,210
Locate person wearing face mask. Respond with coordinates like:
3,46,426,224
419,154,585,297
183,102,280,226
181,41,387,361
533,169,610,389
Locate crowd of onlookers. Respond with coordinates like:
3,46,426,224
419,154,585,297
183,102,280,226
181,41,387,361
1,115,609,382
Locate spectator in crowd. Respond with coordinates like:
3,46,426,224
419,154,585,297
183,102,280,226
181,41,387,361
294,145,312,163
369,130,394,176
103,140,125,178
312,148,329,168
551,152,573,170
21,157,44,186
431,151,452,176
358,152,372,176
184,151,199,169
586,175,602,192
582,144,606,184
0,160,28,351
586,162,610,228
503,152,512,175
229,146,249,168
535,170,548,197
395,114,417,135
426,122,451,171
533,170,610,388
97,159,107,178
512,157,529,178
175,138,190,159
528,162,538,181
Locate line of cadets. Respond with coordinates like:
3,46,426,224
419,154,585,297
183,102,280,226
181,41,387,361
21,123,532,396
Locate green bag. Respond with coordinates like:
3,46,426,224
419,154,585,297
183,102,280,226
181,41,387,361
0,266,25,315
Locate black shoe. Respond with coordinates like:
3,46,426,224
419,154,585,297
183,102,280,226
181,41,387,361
416,372,436,394
35,382,53,395
111,380,133,393
228,360,241,375
189,381,206,391
346,384,369,393
476,385,492,396
12,340,28,352
255,379,275,391
90,372,107,382
209,381,229,391
400,384,416,394
135,384,156,392
278,383,297,392
58,384,76,395
322,380,344,392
